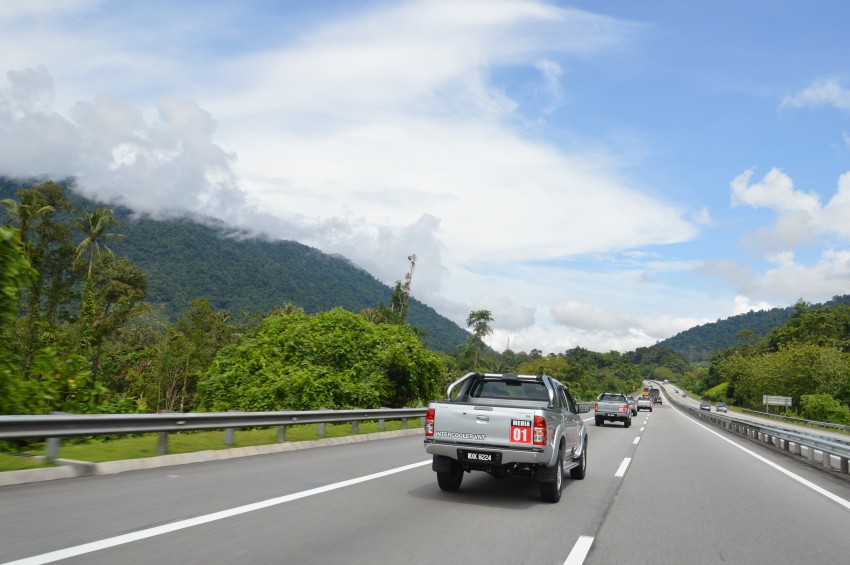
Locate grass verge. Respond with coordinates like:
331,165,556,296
0,452,56,471
1,420,422,471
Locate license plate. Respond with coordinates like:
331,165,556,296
607,413,618,417
460,450,500,464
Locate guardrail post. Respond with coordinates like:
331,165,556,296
823,452,833,470
155,410,178,453
351,420,359,434
46,437,60,463
318,408,327,437
277,425,286,442
378,418,385,431
841,457,849,475
401,418,408,429
157,432,168,455
44,410,69,463
224,410,238,446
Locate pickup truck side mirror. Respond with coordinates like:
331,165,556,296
578,403,590,413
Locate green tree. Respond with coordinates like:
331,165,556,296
389,254,416,324
73,208,124,279
147,298,235,412
3,182,76,377
197,307,443,411
80,257,149,389
0,226,36,414
799,394,850,425
465,309,493,370
1,188,55,248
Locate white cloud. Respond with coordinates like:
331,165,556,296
749,248,850,302
742,210,818,254
731,168,820,214
473,295,536,331
4,0,780,355
551,300,633,331
821,171,850,237
534,58,565,113
731,168,850,249
637,313,706,341
691,206,713,227
0,0,101,18
781,80,850,111
720,168,850,308
732,295,773,315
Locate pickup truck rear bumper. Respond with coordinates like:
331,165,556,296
424,439,550,466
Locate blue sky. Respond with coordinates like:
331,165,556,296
1,0,849,353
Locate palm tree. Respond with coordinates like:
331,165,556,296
1,191,55,248
73,208,124,279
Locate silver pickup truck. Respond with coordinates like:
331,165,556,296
594,392,632,427
424,372,590,503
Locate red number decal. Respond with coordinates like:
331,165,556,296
510,425,531,444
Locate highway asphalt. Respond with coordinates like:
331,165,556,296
1,399,849,564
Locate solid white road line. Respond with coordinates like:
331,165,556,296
614,457,632,477
563,535,594,565
673,406,850,511
2,460,432,565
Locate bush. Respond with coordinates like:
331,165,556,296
197,308,444,411
701,382,730,402
799,394,850,425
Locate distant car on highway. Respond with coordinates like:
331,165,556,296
673,389,680,394
595,393,632,427
699,402,711,411
716,402,728,413
636,397,653,412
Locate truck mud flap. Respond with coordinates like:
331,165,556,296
432,455,456,472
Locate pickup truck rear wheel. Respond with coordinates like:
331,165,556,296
539,451,563,503
595,417,603,426
436,463,464,491
624,417,631,428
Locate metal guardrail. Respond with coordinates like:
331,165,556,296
740,409,850,433
658,386,850,477
0,408,427,461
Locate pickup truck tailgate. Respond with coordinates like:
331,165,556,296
433,403,538,448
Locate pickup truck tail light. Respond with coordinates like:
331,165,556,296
533,415,546,446
594,402,599,411
619,405,626,413
425,408,435,436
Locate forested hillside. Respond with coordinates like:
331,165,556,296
652,295,850,361
5,178,849,423
0,177,469,352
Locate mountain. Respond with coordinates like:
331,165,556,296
0,177,470,352
652,295,850,361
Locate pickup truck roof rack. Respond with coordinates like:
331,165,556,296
445,372,558,406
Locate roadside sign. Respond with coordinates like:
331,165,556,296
762,395,792,407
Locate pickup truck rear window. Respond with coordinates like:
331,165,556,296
468,380,550,401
